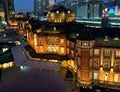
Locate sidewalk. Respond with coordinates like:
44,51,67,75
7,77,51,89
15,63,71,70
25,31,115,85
64,80,79,92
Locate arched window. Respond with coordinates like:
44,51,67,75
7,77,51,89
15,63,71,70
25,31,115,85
114,59,120,68
94,58,100,67
104,58,110,68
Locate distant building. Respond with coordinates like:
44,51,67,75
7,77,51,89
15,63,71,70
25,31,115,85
64,0,120,18
34,0,56,16
0,0,4,11
3,0,14,22
0,0,14,23
0,0,5,21
64,0,103,18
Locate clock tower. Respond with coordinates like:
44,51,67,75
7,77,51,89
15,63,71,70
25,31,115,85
77,28,95,85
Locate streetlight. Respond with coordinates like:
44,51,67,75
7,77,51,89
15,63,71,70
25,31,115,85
104,72,109,92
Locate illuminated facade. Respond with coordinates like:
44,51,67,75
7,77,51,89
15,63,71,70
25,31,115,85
27,5,120,89
3,0,14,21
0,43,15,69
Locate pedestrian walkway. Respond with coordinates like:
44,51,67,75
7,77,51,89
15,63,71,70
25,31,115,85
64,80,79,92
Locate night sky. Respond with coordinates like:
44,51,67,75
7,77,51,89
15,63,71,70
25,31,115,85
14,0,63,13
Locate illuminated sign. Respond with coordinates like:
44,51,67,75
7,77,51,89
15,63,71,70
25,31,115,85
108,7,116,15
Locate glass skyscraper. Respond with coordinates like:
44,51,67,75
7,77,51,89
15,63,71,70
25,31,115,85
1,0,15,22
34,0,56,16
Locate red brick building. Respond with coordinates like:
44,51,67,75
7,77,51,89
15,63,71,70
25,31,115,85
27,5,120,89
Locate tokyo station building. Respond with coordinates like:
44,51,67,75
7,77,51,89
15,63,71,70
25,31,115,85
26,5,120,88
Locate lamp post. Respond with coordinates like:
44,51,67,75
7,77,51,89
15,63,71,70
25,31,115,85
72,74,77,91
104,72,108,92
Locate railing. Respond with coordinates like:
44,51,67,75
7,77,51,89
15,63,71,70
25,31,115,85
93,80,120,90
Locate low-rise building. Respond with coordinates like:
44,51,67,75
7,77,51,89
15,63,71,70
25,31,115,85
21,5,120,90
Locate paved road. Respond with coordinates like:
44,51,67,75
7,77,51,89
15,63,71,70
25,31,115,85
0,66,80,92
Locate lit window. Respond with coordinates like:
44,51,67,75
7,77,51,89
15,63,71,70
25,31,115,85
9,62,14,67
114,73,119,82
60,19,61,23
94,49,100,55
51,13,54,17
0,64,2,68
60,47,64,54
37,37,42,46
60,39,64,44
93,71,98,80
3,63,9,69
53,48,57,53
40,46,43,52
67,41,69,46
94,58,100,67
78,57,81,66
67,48,69,54
48,11,51,14
116,50,120,57
104,36,109,41
90,58,93,67
90,49,93,56
78,48,81,55
71,50,74,57
53,27,56,31
104,49,110,56
62,12,65,16
82,41,88,46
34,34,37,46
104,58,110,68
104,72,108,81
114,37,119,41
90,42,93,46
71,42,74,48
114,59,120,68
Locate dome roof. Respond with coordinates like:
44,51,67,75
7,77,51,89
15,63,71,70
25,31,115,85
46,5,75,23
78,28,94,41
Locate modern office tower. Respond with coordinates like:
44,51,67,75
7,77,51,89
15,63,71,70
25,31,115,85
0,0,4,11
34,0,56,16
34,0,39,15
88,0,103,18
64,0,103,18
117,0,120,8
49,0,56,6
76,0,102,18
76,0,88,18
34,0,49,16
64,0,78,16
34,0,41,16
3,0,14,22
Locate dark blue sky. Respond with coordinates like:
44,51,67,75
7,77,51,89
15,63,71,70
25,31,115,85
14,0,63,13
